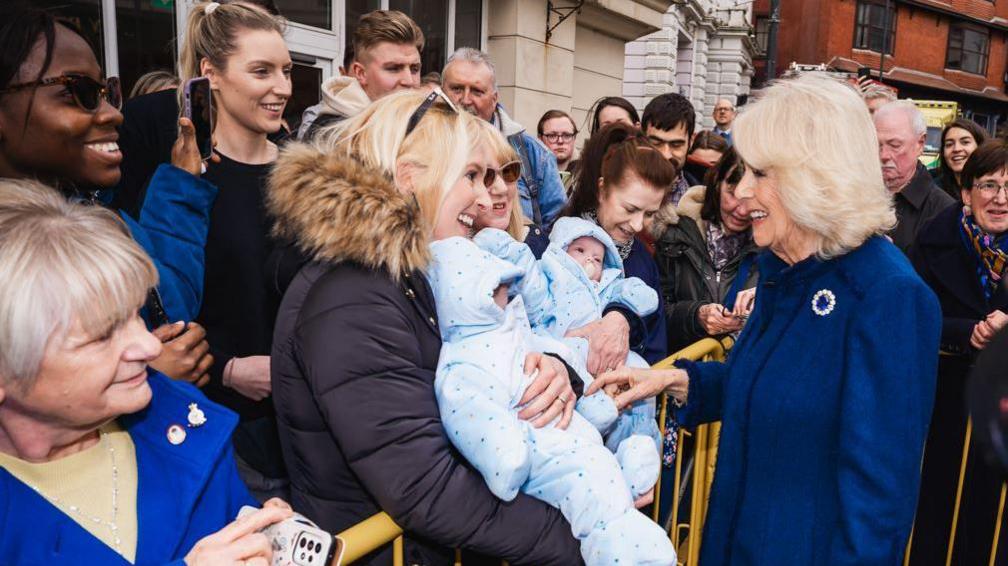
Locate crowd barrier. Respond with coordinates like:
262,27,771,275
329,338,1003,566
330,337,732,566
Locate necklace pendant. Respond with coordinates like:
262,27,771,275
187,402,207,428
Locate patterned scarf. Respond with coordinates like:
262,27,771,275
582,210,634,261
960,209,1008,301
705,221,752,270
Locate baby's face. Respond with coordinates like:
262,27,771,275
567,236,606,282
493,283,510,308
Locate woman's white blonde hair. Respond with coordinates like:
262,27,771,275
314,89,483,232
0,180,157,389
733,73,896,258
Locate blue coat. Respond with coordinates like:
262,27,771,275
121,164,217,323
0,373,255,565
676,236,940,566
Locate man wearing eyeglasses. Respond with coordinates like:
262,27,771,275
442,47,567,229
712,99,736,146
537,110,578,174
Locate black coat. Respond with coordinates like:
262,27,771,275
652,186,758,352
267,144,582,566
908,203,1008,566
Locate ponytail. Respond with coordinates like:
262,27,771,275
176,1,285,108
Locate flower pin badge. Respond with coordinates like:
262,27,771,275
811,289,836,316
187,403,207,428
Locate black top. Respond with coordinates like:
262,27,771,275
890,162,956,253
198,152,285,477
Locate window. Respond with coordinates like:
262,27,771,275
946,24,989,75
116,0,177,97
454,0,483,51
754,17,769,53
853,0,895,55
275,0,333,30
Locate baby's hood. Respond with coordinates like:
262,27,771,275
427,237,524,342
546,217,624,286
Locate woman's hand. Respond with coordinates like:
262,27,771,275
566,311,631,375
517,353,576,430
634,487,655,509
149,321,214,387
697,303,744,335
171,117,218,176
971,310,1008,350
224,355,272,401
183,500,292,566
732,288,757,319
587,367,688,411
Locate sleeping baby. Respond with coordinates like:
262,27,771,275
474,217,664,462
427,237,674,566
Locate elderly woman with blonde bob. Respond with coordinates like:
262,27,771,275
0,180,293,566
269,89,582,565
590,74,942,565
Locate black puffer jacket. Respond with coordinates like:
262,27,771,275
651,185,758,352
267,144,582,566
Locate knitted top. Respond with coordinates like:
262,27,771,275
0,422,139,562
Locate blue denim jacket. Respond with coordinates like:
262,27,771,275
494,105,567,228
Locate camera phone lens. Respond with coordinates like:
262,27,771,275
299,537,307,548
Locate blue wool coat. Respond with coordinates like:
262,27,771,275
676,236,941,566
0,372,255,566
121,164,218,323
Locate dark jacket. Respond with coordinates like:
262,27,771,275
267,144,582,566
0,372,256,566
677,236,940,566
907,203,1008,566
651,186,758,352
890,162,956,253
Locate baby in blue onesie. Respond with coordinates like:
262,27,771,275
474,217,664,475
427,237,674,566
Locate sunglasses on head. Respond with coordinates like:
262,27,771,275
0,74,122,112
405,87,459,137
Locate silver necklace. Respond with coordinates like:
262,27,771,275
25,431,121,551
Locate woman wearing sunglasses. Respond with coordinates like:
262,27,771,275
0,9,220,387
268,88,583,565
908,140,1008,564
175,1,293,501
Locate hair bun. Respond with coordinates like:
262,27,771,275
204,2,220,15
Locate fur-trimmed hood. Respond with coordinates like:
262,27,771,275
650,184,706,240
266,142,429,279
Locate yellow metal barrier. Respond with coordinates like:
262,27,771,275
651,337,732,566
332,337,733,565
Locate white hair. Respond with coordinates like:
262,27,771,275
874,100,927,137
733,73,896,259
861,83,897,104
444,47,498,91
0,180,157,389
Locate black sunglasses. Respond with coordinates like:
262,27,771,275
0,74,122,112
404,87,458,138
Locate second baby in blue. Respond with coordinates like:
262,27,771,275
427,237,674,566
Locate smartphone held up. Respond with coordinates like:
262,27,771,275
183,77,214,161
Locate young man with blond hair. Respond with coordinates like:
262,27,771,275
298,10,424,140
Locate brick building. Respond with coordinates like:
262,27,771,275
751,0,1008,133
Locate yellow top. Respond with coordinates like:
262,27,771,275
0,421,139,563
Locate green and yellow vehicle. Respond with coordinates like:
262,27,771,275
912,100,959,170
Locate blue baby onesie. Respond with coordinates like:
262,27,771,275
474,218,663,482
427,237,675,566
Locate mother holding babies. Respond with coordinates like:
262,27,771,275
268,89,584,565
591,73,943,565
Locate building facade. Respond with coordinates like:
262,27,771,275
36,0,673,137
622,0,756,130
751,0,1008,133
